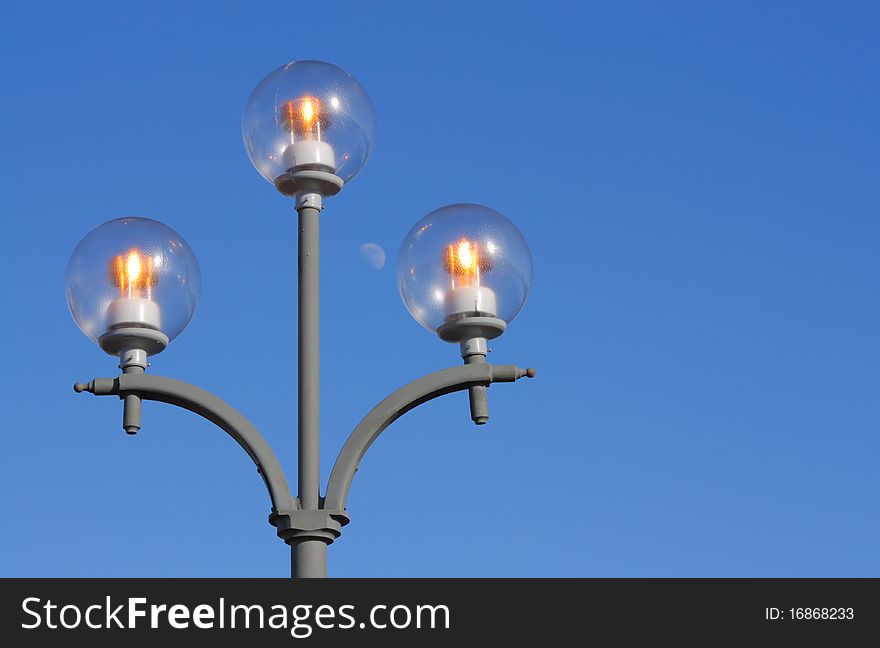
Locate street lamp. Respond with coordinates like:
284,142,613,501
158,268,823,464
69,60,535,578
398,204,533,423
66,217,201,434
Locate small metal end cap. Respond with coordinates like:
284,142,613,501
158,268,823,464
73,382,89,393
526,368,536,378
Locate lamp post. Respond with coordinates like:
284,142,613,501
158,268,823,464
67,60,535,578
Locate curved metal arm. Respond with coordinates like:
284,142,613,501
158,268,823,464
323,363,533,513
75,374,297,516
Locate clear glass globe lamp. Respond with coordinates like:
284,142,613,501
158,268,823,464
65,217,201,356
397,204,533,344
242,60,376,196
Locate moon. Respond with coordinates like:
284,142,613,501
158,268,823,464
359,243,386,270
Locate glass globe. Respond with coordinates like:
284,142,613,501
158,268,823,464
397,204,533,337
242,60,376,191
65,217,201,353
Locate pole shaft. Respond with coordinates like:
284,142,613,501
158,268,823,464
291,542,327,578
121,356,145,434
462,343,489,425
295,202,327,577
298,205,321,509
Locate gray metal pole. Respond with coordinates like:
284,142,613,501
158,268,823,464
460,338,489,424
463,354,489,425
293,541,326,578
120,348,148,434
294,196,327,578
76,372,298,516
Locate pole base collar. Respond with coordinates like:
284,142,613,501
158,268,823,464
437,316,506,343
98,327,169,357
274,169,344,197
271,509,350,546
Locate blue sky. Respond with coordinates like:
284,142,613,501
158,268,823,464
1,1,878,576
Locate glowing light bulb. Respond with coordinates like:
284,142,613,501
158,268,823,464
125,252,141,284
282,96,328,139
106,247,161,331
442,238,497,320
299,97,317,128
280,94,336,173
111,248,158,298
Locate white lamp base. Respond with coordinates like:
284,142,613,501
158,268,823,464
444,285,497,319
107,297,161,330
283,140,336,172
